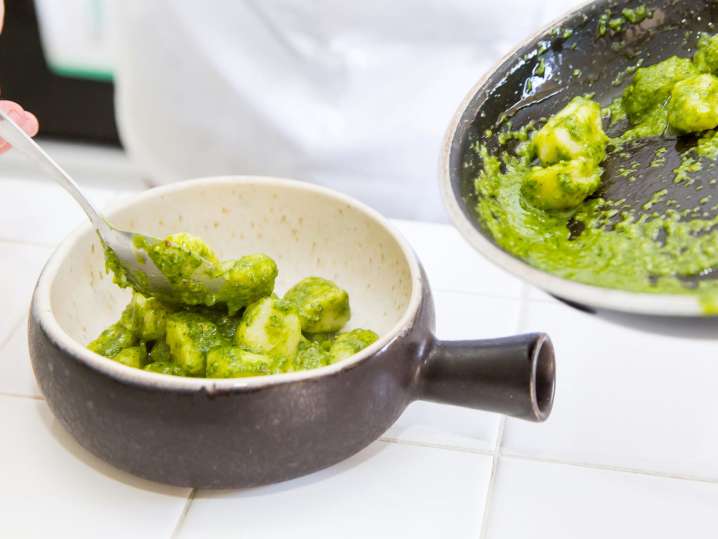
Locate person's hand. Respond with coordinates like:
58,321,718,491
0,100,39,154
0,1,39,153
0,0,39,153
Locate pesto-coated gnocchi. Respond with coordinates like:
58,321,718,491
284,277,351,334
523,158,603,210
667,74,718,133
88,234,378,378
532,96,608,165
520,97,609,210
622,56,698,126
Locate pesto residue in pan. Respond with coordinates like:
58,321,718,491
474,32,718,310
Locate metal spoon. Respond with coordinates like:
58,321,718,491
0,108,220,302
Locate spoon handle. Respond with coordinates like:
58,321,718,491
0,108,106,231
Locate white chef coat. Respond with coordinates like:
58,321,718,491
111,0,579,221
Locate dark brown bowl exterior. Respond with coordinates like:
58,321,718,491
29,288,429,489
29,263,554,489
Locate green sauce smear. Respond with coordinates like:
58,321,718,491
474,31,718,310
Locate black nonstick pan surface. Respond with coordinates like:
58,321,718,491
441,0,718,316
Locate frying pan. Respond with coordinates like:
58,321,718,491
441,0,718,316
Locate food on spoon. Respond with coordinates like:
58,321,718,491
522,158,603,210
88,234,378,378
283,277,351,334
142,232,222,282
667,74,718,132
532,96,608,165
125,232,278,314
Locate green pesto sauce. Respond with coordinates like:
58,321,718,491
474,32,718,309
476,143,718,295
697,130,718,159
699,290,718,314
597,5,651,37
650,147,668,168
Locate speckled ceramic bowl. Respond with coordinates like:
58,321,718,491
29,176,555,488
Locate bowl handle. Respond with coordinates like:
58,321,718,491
417,333,556,422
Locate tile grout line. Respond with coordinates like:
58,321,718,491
500,450,718,485
514,283,534,335
428,285,555,308
0,315,24,352
375,431,718,488
430,287,524,302
495,417,507,454
478,417,506,539
169,488,196,539
0,236,57,249
479,284,530,539
0,317,44,402
378,436,496,457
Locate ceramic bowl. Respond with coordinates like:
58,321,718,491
29,176,555,488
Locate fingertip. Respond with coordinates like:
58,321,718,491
0,102,39,144
0,101,39,136
0,100,23,115
20,111,39,137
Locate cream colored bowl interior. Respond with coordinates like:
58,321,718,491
49,177,416,357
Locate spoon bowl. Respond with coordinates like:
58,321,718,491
0,108,222,303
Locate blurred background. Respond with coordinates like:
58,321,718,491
0,0,581,221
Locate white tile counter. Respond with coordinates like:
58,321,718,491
2,143,718,538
